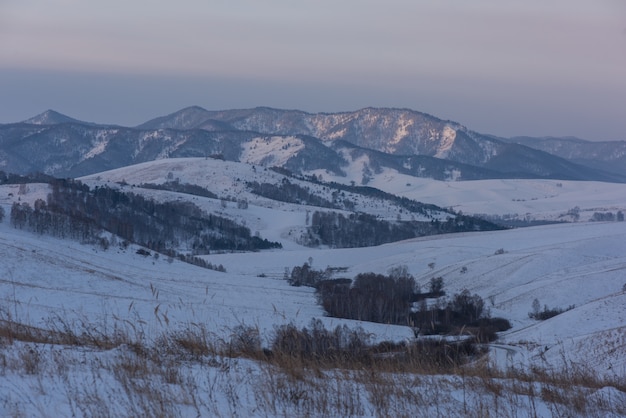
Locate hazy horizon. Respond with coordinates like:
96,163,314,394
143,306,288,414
1,1,625,140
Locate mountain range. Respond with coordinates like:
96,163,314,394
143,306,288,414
1,106,624,182
1,106,626,416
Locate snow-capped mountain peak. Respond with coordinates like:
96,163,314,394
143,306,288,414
21,110,84,125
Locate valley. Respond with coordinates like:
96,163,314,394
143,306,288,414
0,108,625,416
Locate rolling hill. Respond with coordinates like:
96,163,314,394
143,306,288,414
1,105,625,415
1,173,625,415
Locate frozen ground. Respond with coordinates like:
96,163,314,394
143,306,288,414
1,159,625,416
310,163,626,221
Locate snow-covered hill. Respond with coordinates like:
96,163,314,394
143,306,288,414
2,170,625,375
79,157,626,226
80,157,453,227
2,163,626,415
311,164,626,222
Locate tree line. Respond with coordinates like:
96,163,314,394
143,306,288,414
286,262,510,341
304,211,500,248
10,178,282,257
247,179,346,210
139,181,218,199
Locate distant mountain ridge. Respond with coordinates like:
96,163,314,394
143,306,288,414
0,107,624,183
507,136,626,177
21,109,100,126
139,106,500,165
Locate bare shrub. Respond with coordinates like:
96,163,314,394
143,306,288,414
18,345,42,375
228,325,262,355
529,303,575,320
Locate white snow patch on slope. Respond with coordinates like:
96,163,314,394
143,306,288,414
391,115,414,145
83,130,116,160
435,125,456,159
313,166,626,222
240,136,304,166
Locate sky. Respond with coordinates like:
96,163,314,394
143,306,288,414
1,0,625,140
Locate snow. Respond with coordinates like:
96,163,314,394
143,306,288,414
435,125,456,159
314,165,626,222
240,136,304,166
82,131,115,160
2,157,626,415
0,214,414,345
390,114,414,146
3,180,625,374
1,201,625,415
78,157,447,223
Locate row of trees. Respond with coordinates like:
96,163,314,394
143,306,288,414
317,272,416,324
11,200,100,242
294,172,445,217
42,179,281,254
304,211,499,248
9,179,281,260
247,179,343,209
139,181,218,199
284,263,509,340
591,211,624,222
0,170,55,185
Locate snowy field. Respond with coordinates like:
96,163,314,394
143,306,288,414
1,159,625,416
312,162,626,222
81,157,626,223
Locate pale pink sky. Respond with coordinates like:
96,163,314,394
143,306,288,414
1,0,625,140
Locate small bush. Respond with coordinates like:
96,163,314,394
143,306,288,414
429,276,444,294
529,303,575,320
229,325,262,355
287,262,329,287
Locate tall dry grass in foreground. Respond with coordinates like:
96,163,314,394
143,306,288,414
0,309,624,417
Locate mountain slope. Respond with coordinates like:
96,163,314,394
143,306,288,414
140,106,626,182
0,124,252,177
1,157,625,415
509,136,626,177
21,109,98,126
136,105,233,131
140,107,501,164
1,185,625,375
1,107,625,183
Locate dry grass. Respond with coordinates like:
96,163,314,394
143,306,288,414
0,312,624,417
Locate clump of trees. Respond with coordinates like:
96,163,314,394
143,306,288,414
285,263,419,324
591,211,624,222
0,171,55,185
304,211,501,248
271,319,370,362
177,253,226,272
286,262,332,287
267,319,481,370
9,178,282,270
42,179,281,253
139,181,218,199
317,271,417,325
247,179,348,210
528,298,575,320
284,263,509,341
